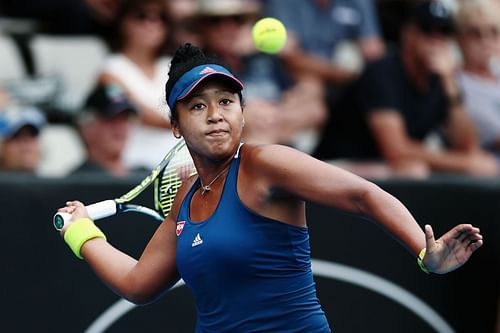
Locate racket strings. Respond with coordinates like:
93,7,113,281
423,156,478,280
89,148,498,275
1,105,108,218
155,146,196,217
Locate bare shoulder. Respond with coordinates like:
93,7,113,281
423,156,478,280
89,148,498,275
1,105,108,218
240,143,332,184
240,143,373,203
241,143,314,169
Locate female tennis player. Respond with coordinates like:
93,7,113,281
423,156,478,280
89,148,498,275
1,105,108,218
57,44,483,332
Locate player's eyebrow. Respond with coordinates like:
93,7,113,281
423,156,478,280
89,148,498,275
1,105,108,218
186,89,235,101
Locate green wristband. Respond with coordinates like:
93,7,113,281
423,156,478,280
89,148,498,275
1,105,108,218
63,218,106,259
417,248,430,274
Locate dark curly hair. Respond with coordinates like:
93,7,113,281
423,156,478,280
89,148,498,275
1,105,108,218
165,43,243,122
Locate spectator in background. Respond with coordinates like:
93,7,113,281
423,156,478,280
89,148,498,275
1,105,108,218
166,0,201,47
184,0,327,150
375,0,411,46
98,0,177,170
313,0,498,179
72,83,142,177
263,0,385,87
455,0,500,158
0,105,46,173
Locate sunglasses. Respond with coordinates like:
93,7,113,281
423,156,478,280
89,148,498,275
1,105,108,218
130,10,168,24
464,25,500,40
203,15,250,26
418,23,454,36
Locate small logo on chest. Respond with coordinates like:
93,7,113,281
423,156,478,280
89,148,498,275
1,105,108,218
192,233,204,247
176,221,185,236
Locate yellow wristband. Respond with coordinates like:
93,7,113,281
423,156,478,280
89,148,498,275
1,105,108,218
63,218,106,259
417,248,430,274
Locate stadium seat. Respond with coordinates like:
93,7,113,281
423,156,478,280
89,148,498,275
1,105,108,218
29,35,109,113
0,34,27,81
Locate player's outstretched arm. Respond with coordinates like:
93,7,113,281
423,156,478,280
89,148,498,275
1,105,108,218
57,200,180,304
246,144,484,274
420,224,483,274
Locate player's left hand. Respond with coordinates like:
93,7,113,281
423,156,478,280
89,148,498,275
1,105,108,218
422,224,483,274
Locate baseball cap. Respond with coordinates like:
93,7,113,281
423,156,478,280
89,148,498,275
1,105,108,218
194,0,260,17
409,0,455,35
81,84,137,120
167,64,244,110
183,0,260,30
0,105,46,139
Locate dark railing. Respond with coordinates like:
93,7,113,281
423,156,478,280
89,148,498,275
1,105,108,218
1,173,498,333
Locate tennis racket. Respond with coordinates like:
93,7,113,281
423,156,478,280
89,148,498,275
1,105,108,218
53,139,196,230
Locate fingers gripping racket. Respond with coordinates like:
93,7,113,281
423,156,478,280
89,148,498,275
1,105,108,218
53,139,196,230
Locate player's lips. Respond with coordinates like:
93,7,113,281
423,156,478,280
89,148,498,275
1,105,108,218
206,129,229,136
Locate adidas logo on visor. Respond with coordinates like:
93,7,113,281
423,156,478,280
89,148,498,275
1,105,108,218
199,66,217,75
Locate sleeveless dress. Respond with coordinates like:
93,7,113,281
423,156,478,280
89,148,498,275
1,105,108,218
175,147,331,332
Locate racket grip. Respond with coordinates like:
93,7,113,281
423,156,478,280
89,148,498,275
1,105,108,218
86,200,118,220
53,200,117,230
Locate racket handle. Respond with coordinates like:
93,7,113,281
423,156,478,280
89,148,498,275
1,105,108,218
53,200,117,230
86,200,118,220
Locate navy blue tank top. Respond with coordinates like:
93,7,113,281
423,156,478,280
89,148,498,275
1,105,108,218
175,147,331,332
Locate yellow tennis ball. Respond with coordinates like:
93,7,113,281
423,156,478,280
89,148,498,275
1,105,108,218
252,17,287,54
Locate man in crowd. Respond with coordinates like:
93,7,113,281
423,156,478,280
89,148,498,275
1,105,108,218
313,0,498,178
0,104,46,173
72,83,143,177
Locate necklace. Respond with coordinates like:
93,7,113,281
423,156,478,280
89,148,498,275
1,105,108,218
200,164,231,195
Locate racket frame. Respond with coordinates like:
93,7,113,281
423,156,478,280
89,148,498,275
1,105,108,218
53,139,191,230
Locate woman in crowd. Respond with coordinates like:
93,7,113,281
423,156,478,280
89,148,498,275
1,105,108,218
98,0,177,169
455,0,500,157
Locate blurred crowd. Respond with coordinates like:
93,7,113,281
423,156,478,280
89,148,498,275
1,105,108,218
0,0,500,181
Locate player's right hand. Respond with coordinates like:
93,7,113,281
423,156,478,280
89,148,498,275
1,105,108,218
57,201,91,234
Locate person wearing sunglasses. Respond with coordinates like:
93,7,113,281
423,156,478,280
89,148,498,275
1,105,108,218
97,0,178,171
455,0,500,158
